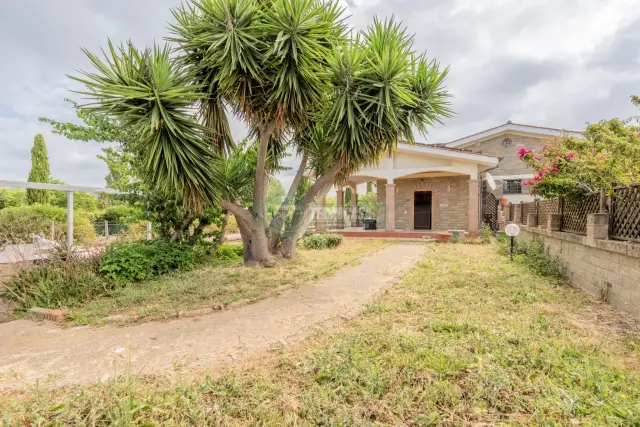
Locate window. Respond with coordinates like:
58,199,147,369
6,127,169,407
502,138,512,147
503,180,522,194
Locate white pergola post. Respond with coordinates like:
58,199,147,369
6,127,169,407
67,191,74,249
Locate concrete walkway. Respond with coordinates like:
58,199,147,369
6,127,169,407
0,243,425,388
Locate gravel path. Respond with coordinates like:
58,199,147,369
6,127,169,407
0,243,425,388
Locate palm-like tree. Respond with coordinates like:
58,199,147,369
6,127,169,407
71,0,452,264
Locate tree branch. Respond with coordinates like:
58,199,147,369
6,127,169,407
283,166,340,240
221,200,253,227
170,213,195,243
268,152,309,247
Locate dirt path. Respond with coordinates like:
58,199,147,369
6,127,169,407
0,243,425,389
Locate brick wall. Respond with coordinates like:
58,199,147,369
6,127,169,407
395,177,469,230
379,176,468,231
518,227,640,319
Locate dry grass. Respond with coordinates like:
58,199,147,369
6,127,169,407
67,239,389,325
2,243,640,426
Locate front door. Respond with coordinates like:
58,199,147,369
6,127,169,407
414,191,432,230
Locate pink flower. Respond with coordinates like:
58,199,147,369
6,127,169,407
566,151,577,159
518,147,532,159
535,156,542,161
551,167,559,172
522,180,533,186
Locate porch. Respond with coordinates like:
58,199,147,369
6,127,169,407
313,143,499,235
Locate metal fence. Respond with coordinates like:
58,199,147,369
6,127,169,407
316,203,386,230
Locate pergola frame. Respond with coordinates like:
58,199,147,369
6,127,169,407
0,180,125,248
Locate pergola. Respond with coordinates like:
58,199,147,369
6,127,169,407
0,180,124,248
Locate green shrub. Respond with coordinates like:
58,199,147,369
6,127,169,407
210,244,244,260
0,205,96,245
0,188,26,209
479,224,493,244
99,205,142,223
0,247,109,310
230,244,244,257
300,234,344,250
0,208,49,244
212,245,239,260
100,240,200,283
498,234,566,280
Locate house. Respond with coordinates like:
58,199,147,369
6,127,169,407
444,121,584,204
321,121,584,236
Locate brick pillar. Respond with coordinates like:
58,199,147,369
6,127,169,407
548,214,562,231
587,213,609,240
385,183,396,232
316,196,326,232
468,179,479,233
350,186,358,227
336,186,344,229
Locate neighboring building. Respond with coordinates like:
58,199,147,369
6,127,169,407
444,121,584,204
325,122,584,234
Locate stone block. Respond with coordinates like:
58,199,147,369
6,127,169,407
30,307,67,322
548,214,562,231
526,213,538,227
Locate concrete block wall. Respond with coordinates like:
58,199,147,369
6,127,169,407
518,227,640,319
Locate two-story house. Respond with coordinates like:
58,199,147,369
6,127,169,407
330,121,584,235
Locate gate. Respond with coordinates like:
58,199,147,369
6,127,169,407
482,192,499,231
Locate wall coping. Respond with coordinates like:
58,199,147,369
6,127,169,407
520,225,640,259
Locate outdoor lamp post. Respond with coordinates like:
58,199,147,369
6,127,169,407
504,223,520,261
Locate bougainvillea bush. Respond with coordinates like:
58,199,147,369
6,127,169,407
519,119,640,200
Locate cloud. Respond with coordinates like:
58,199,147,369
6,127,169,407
1,0,639,190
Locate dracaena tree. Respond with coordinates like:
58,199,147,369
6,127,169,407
70,0,452,265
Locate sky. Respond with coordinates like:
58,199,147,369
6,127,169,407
1,0,639,192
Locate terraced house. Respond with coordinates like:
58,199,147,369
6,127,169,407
324,121,584,236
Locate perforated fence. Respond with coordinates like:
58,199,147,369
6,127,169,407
560,193,600,235
537,198,560,230
506,185,640,242
610,185,640,243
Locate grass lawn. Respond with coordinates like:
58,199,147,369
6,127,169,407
3,243,640,425
68,238,389,325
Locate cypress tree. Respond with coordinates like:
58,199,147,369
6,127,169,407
26,134,51,205
366,182,373,193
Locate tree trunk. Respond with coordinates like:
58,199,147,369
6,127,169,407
189,217,209,245
222,200,275,267
268,152,309,250
170,213,195,243
279,167,339,259
253,122,275,231
206,211,229,254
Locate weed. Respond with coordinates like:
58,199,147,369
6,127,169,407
0,246,110,310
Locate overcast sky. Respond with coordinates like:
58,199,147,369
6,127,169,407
1,0,639,191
